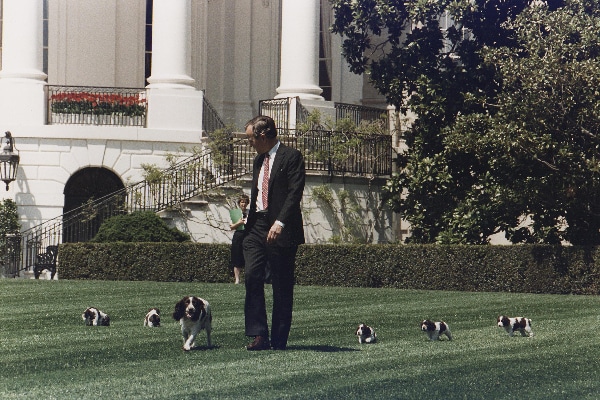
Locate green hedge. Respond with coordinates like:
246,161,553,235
57,243,600,294
58,242,231,282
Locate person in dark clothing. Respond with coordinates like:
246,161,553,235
242,115,306,351
229,194,249,284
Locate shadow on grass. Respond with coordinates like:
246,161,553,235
286,345,359,352
187,344,220,351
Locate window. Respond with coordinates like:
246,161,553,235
0,1,3,70
145,0,153,84
439,11,471,59
43,0,48,75
319,0,332,101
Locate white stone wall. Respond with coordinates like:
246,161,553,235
163,174,396,245
6,124,200,231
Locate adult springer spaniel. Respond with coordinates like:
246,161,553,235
82,307,110,326
144,308,161,327
173,296,212,351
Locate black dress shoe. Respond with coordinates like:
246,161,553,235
271,337,287,350
246,336,270,351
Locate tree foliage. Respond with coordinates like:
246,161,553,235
331,0,600,244
0,199,21,260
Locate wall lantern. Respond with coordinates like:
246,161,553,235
0,131,20,191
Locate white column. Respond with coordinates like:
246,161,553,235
0,0,47,126
145,0,203,131
275,0,323,100
146,0,195,89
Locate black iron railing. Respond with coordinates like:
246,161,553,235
284,129,392,176
258,97,310,134
47,85,147,127
203,94,226,133
334,102,388,127
20,138,252,272
259,97,389,133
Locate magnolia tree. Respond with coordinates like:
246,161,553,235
331,0,600,244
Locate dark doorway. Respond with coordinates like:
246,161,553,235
63,167,125,242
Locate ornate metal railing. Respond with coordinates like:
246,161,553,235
47,85,147,127
259,97,309,134
203,94,226,133
334,102,388,127
283,129,392,176
19,137,253,273
259,97,390,133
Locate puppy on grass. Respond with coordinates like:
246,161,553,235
497,316,533,337
82,307,110,326
421,319,452,341
356,323,377,344
144,308,161,327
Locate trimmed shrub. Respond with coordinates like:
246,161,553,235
57,243,600,295
59,242,230,282
91,211,190,242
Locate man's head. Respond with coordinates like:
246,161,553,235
245,115,278,154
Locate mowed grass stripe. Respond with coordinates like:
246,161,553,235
1,280,599,399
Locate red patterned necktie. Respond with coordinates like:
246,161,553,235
261,154,270,210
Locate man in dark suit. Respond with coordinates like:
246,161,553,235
242,115,306,351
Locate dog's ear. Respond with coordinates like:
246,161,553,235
194,297,205,310
197,304,206,321
155,308,160,314
173,300,184,320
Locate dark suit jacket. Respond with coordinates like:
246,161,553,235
245,143,305,247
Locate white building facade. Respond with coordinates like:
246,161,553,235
0,0,401,277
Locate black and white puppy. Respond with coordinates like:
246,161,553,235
421,319,452,341
144,308,161,327
497,316,533,337
356,323,377,344
173,296,212,351
82,307,110,326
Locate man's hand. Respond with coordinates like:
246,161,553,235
266,223,283,244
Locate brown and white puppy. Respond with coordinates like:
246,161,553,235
421,319,452,341
497,316,533,337
82,307,110,326
173,296,212,351
144,308,161,327
356,323,377,344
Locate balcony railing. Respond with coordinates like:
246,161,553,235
258,97,309,134
334,102,388,128
47,85,147,127
283,129,392,177
259,97,390,134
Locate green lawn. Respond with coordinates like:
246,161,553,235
1,279,599,399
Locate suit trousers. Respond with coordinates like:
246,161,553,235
243,215,297,348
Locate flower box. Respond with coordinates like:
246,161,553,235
50,91,146,126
